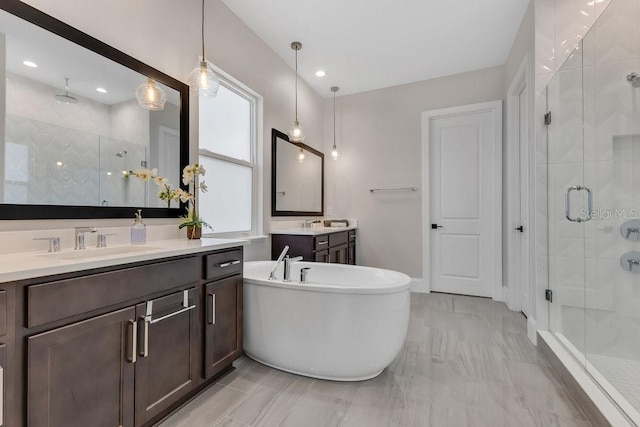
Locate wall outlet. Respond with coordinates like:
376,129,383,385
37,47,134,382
327,207,333,215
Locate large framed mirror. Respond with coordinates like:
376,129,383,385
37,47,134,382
0,0,189,219
271,129,324,216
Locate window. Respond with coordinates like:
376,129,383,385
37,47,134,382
198,75,261,236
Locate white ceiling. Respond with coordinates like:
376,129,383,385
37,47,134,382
221,0,530,97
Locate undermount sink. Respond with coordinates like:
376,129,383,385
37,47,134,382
39,245,162,260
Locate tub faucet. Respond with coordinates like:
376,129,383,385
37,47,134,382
284,255,303,282
269,245,289,280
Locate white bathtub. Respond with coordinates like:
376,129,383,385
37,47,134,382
243,261,411,381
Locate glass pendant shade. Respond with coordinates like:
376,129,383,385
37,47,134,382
298,147,305,162
331,145,340,160
188,60,220,97
288,120,305,142
135,78,166,110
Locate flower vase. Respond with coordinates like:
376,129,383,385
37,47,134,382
186,226,202,240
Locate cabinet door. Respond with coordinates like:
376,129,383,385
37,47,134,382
330,244,349,264
204,275,243,379
348,243,356,265
28,307,136,427
315,249,329,263
134,288,200,426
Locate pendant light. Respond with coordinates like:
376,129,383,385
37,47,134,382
298,147,305,162
135,78,166,110
188,0,220,97
330,86,340,160
288,41,305,142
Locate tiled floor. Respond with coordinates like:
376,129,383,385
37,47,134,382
160,293,591,427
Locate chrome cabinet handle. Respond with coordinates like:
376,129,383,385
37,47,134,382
139,317,149,358
317,241,328,246
217,260,241,268
127,320,137,364
208,294,216,325
144,290,195,325
565,185,593,223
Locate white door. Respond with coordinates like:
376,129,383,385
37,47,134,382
158,126,180,190
424,101,502,297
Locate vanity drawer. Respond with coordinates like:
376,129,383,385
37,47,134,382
314,235,330,251
205,249,243,281
329,231,348,247
26,257,201,328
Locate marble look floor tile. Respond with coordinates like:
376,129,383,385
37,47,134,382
163,293,593,427
159,384,247,427
279,390,350,427
528,408,592,427
310,378,360,402
215,418,251,427
507,360,587,421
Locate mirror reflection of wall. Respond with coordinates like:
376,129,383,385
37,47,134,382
0,8,181,208
273,132,323,214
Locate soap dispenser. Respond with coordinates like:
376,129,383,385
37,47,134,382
131,209,147,245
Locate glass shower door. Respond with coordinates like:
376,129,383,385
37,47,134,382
547,41,588,366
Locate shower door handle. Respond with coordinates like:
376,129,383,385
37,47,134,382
565,185,593,223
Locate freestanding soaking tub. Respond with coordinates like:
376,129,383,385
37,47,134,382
243,261,411,381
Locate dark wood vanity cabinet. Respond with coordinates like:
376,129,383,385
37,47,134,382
134,287,201,426
204,276,243,379
27,307,136,427
272,229,357,265
4,246,243,427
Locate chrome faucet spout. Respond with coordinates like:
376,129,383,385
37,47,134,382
74,226,97,250
269,245,289,280
284,255,303,282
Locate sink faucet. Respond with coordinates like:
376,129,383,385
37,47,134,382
283,255,303,282
74,226,97,250
269,245,289,280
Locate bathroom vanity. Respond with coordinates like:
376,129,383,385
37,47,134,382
0,239,245,427
271,228,357,265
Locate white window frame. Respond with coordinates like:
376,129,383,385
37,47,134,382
199,66,263,238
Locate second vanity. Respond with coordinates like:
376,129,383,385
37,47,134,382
0,237,247,427
271,226,357,265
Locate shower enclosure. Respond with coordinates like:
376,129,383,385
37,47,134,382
547,0,640,422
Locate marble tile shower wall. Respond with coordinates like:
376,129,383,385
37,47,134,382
5,115,146,206
538,0,640,358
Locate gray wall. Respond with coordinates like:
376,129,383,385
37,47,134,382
322,66,504,282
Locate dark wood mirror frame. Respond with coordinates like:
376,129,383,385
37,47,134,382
0,0,189,219
271,128,324,217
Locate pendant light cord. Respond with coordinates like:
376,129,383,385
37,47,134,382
295,49,299,122
201,0,205,60
333,90,336,149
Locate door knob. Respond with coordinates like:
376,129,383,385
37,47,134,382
431,224,443,229
515,226,524,232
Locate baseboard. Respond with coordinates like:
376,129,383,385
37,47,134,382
410,278,429,293
527,317,537,345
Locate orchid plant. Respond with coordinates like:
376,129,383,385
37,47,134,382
125,164,211,237
177,163,211,236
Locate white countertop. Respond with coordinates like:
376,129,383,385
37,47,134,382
269,226,357,236
0,237,248,283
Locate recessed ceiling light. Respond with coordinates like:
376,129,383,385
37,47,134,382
23,60,38,68
107,171,112,176
96,87,107,93
315,70,326,77
56,161,63,167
